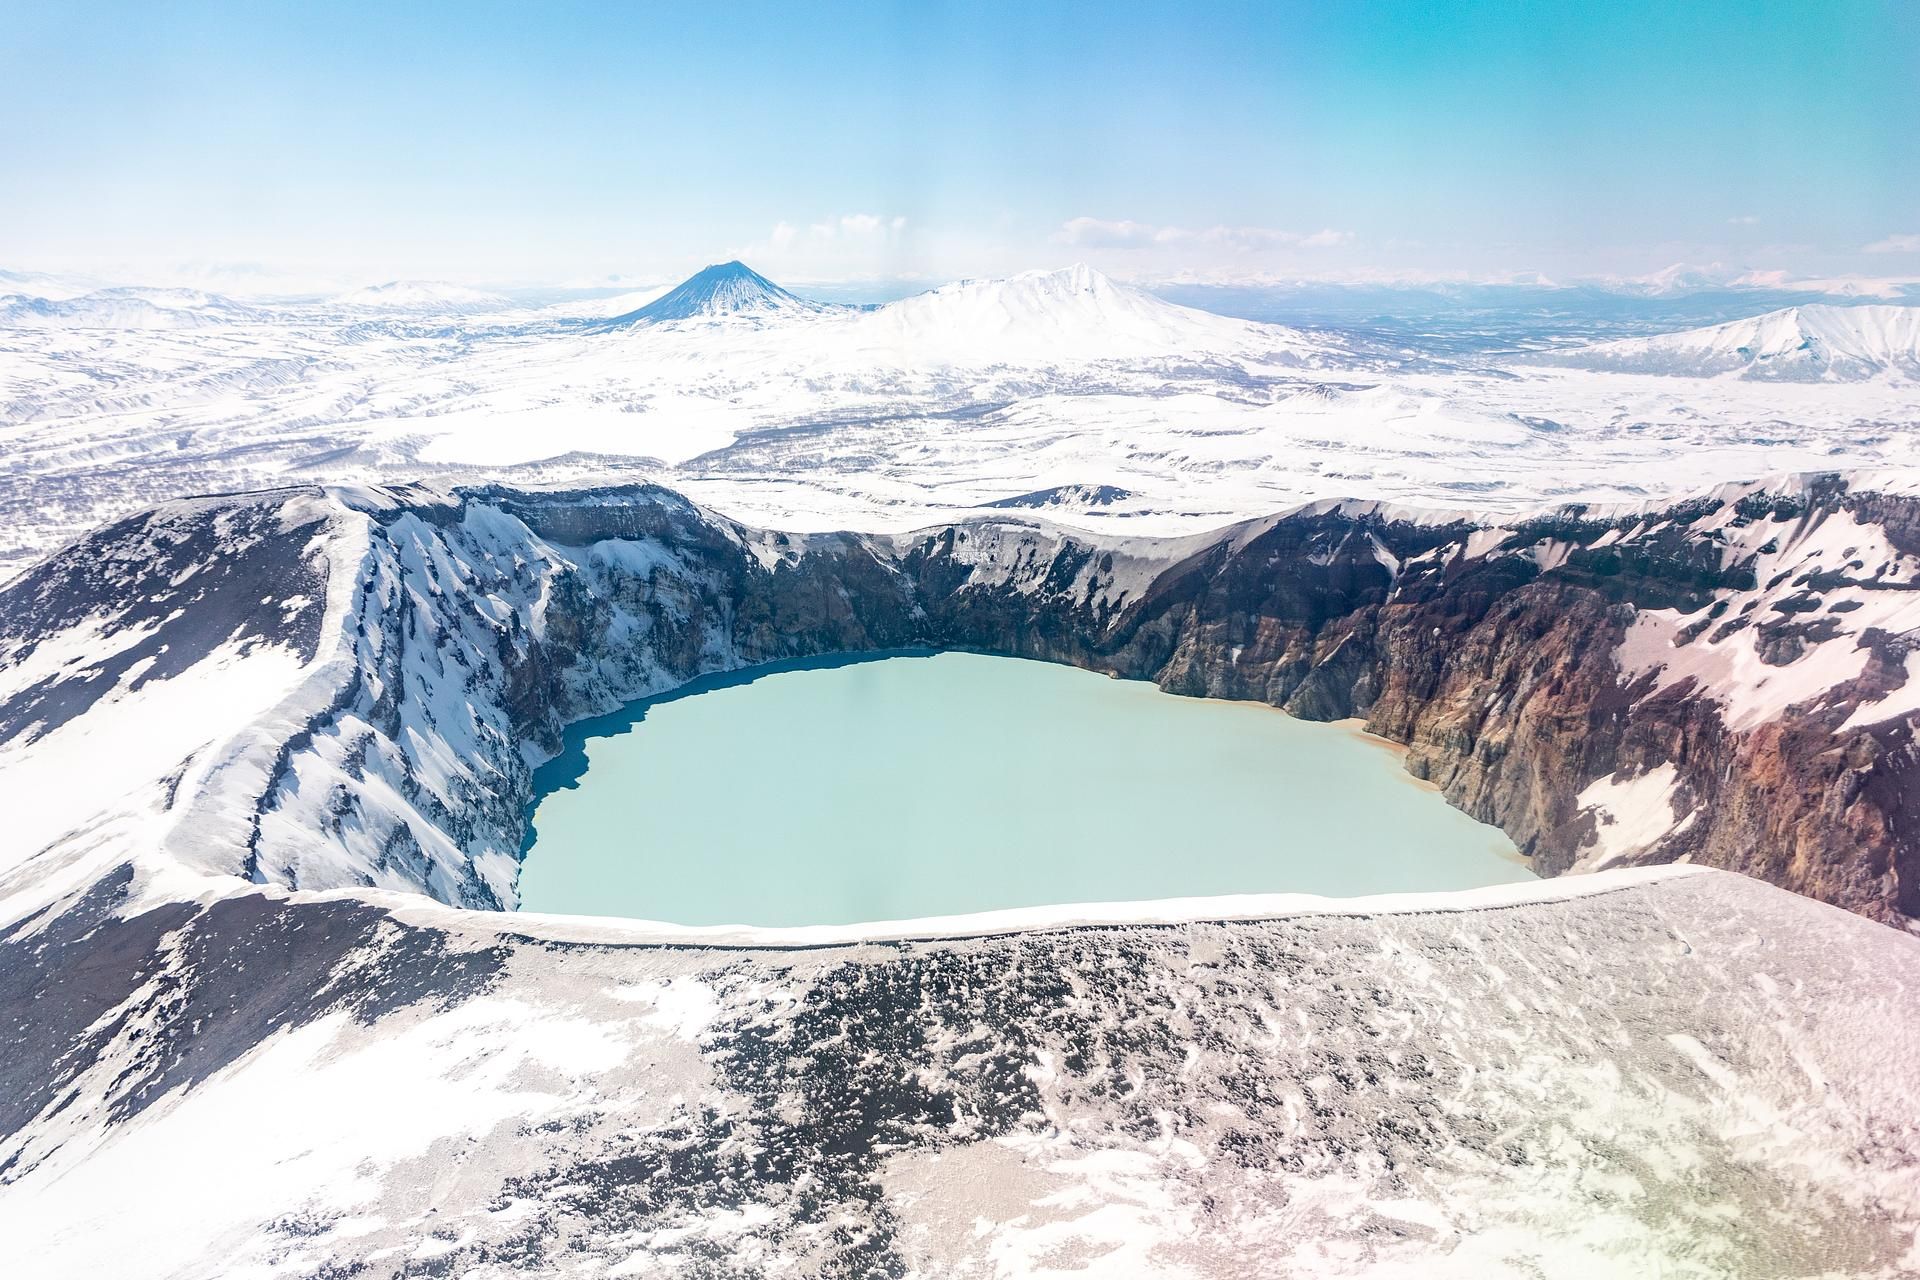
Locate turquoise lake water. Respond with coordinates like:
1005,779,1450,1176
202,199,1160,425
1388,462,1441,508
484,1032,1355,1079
517,652,1532,926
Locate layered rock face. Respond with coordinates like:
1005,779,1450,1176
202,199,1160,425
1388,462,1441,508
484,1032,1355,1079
4,474,1916,925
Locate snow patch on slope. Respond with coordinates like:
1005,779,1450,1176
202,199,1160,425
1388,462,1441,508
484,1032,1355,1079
1614,501,1920,730
1842,651,1920,730
1574,765,1687,870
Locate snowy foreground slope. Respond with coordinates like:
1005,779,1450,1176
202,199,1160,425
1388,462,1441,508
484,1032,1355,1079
4,478,1920,1276
3,866,1918,1280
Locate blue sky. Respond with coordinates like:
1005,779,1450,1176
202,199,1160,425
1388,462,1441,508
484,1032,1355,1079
3,0,1915,288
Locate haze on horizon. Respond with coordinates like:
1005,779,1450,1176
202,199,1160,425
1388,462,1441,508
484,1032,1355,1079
3,0,1917,293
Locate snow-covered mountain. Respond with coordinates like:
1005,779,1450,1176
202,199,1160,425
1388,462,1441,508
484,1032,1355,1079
1541,304,1920,380
539,285,672,319
599,260,826,325
0,286,262,329
0,267,104,301
846,263,1302,362
330,280,512,312
593,260,1317,365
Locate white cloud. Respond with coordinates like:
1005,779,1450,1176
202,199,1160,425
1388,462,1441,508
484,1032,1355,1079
750,213,909,253
1197,225,1293,250
1055,217,1182,248
795,213,909,242
1865,233,1920,254
1297,228,1356,249
1728,215,1760,226
1056,218,1355,252
734,214,915,281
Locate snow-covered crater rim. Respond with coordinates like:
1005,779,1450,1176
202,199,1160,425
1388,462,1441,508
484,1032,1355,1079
358,863,1711,949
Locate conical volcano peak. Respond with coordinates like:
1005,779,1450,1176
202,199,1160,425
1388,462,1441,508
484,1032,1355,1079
604,260,820,326
688,261,774,290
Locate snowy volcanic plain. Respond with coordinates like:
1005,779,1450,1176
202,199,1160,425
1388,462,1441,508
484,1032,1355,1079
5,262,1920,584
3,264,1920,1277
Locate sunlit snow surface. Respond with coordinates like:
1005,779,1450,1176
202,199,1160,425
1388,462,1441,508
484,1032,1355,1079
1,869,1917,1279
3,267,1917,582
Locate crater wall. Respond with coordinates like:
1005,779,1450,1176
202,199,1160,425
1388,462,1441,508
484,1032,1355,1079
5,475,1916,925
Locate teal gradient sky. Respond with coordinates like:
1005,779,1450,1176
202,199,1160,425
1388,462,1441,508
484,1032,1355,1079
3,0,1915,287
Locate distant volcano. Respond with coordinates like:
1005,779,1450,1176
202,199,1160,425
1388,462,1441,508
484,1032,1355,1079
841,263,1300,362
601,261,823,325
1536,304,1920,381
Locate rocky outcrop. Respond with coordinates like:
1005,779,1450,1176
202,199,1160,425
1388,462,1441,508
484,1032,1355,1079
6,474,1918,926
